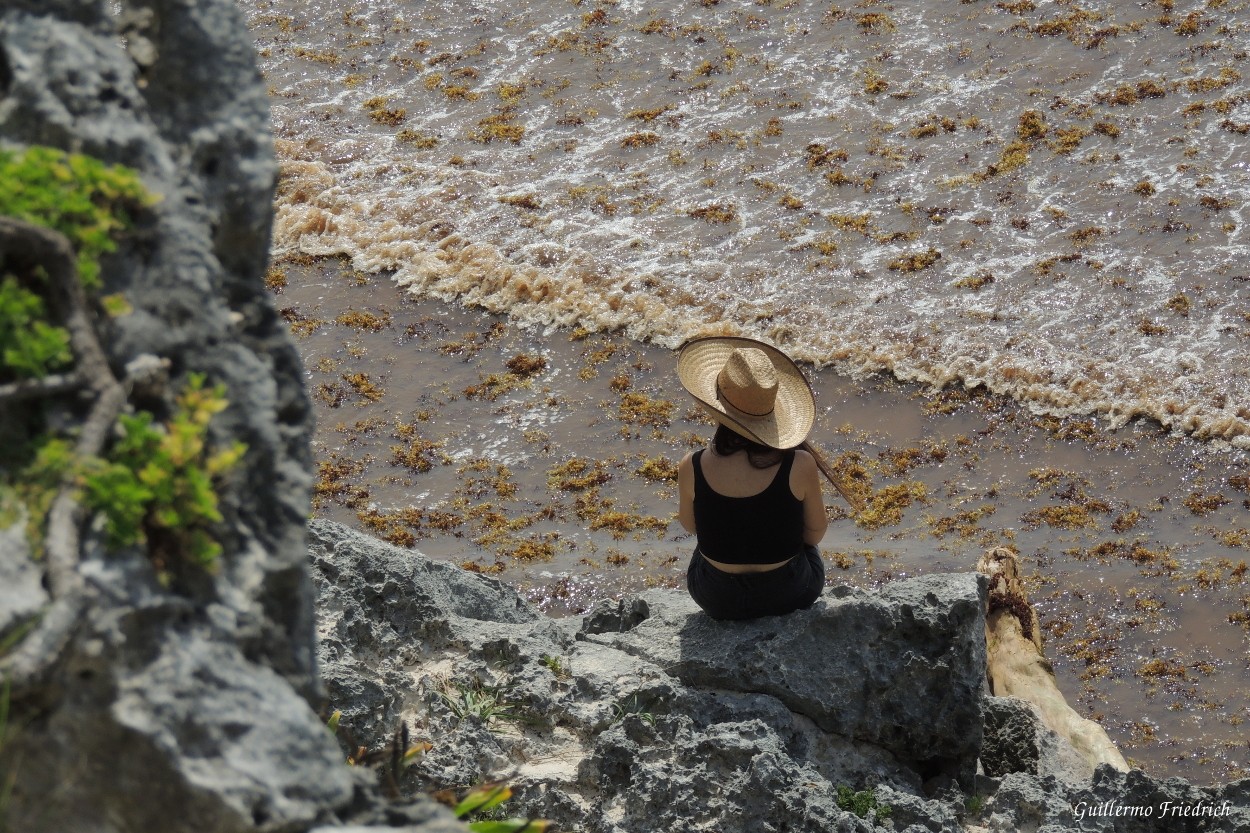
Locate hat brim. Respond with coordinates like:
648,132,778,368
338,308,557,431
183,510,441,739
677,336,815,449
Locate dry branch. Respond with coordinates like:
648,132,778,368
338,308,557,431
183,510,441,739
976,546,1129,774
0,217,127,694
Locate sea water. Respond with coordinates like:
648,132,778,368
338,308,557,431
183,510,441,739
241,0,1250,783
245,0,1249,444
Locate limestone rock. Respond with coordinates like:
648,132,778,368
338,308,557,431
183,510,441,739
0,2,354,829
308,520,1250,833
308,520,985,833
310,517,543,747
579,574,988,786
981,695,1094,786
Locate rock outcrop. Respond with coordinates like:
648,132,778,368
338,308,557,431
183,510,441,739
0,3,455,831
311,519,985,832
308,519,1250,833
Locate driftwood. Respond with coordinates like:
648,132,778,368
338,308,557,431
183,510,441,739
977,546,1129,773
0,217,127,695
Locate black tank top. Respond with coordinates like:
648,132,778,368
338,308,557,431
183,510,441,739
692,448,805,565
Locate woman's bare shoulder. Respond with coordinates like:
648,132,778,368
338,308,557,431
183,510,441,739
792,448,817,471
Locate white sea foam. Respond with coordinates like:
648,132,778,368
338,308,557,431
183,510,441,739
245,0,1250,445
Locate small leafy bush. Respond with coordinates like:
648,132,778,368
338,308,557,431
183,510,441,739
836,785,892,825
0,437,74,550
1,147,239,588
80,374,245,574
0,145,156,287
0,276,71,379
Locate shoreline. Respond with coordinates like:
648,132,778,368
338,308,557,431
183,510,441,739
272,253,1249,785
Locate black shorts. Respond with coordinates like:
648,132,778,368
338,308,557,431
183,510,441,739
686,545,824,621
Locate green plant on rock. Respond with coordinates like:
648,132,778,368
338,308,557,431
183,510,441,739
1,367,246,587
0,276,71,379
80,374,246,575
454,784,551,833
1,146,243,593
439,680,516,725
539,654,570,680
2,144,151,543
610,693,655,726
0,145,156,287
836,784,892,825
0,146,252,734
0,437,74,550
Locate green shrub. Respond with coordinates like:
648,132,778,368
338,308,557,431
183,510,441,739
0,145,156,287
1,146,242,585
0,276,71,379
836,784,892,824
80,374,246,574
0,436,74,552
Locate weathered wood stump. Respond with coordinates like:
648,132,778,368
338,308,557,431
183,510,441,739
977,546,1129,773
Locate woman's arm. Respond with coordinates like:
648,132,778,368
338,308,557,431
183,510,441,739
793,449,829,546
677,451,696,535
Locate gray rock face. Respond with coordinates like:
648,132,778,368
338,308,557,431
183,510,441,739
978,766,1250,833
580,575,989,786
0,2,374,830
309,520,985,832
310,520,1250,833
310,517,542,747
981,695,1094,787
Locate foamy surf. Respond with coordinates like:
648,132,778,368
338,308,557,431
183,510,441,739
250,0,1250,446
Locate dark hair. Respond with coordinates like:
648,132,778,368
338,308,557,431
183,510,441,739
712,424,785,468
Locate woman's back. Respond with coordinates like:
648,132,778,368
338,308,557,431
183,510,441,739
690,448,805,566
695,445,804,498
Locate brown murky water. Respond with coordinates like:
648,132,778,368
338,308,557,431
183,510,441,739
272,256,1248,785
243,0,1250,787
245,0,1250,444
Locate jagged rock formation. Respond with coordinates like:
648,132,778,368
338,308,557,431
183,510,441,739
311,519,984,832
310,519,1250,833
0,3,456,831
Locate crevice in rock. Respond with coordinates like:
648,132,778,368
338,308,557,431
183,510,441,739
578,597,650,635
0,43,11,97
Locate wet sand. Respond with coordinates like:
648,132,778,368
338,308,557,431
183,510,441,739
270,255,1248,785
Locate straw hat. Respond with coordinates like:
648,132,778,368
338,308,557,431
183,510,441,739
677,336,815,449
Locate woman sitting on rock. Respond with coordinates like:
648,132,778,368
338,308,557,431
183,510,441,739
676,336,830,620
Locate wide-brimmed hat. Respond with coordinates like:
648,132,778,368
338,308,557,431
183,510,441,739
677,336,815,449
